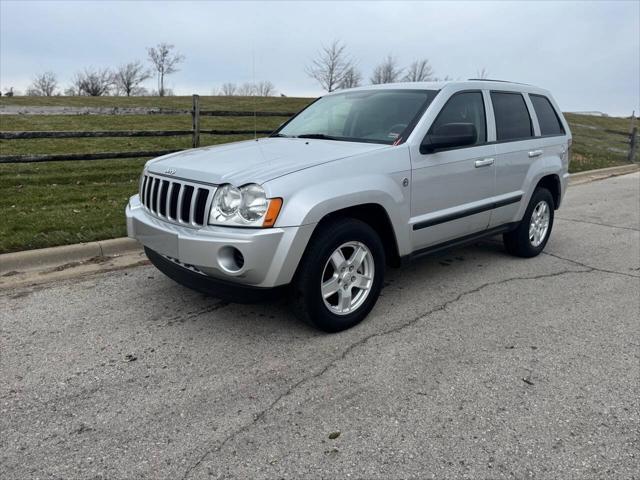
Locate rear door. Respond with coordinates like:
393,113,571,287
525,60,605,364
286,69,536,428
409,90,496,251
487,91,538,227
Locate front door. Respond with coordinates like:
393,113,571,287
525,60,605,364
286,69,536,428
410,90,496,251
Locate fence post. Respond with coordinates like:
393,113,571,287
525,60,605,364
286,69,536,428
628,127,638,163
191,94,200,148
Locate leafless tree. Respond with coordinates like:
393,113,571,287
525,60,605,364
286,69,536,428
5,87,14,97
237,82,256,96
404,59,434,82
113,61,151,96
147,43,185,97
370,55,403,84
219,83,237,96
476,67,489,79
27,71,58,96
70,68,113,96
255,80,275,96
339,66,362,89
64,82,81,96
150,88,174,96
306,40,354,92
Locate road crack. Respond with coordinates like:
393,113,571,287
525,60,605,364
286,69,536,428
181,267,588,479
556,216,640,232
543,251,640,279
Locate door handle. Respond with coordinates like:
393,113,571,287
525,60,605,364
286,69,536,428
528,150,543,158
475,158,494,168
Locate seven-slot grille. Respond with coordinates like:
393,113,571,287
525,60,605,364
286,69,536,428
140,173,215,227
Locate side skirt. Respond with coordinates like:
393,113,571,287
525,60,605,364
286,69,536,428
401,223,519,265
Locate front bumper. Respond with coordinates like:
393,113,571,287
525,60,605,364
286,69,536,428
126,194,314,288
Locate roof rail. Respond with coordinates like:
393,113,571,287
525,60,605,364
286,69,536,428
467,78,529,85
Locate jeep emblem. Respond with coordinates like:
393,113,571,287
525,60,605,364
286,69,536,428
164,168,176,175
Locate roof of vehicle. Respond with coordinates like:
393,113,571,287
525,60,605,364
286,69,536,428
328,80,552,96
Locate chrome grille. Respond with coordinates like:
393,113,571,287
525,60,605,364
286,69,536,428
140,173,215,227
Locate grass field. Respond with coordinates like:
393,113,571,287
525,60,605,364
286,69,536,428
0,96,636,253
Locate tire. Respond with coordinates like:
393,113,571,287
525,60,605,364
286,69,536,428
290,218,385,332
503,187,555,258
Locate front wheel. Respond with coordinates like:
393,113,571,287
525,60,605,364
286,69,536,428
291,218,385,332
503,187,555,257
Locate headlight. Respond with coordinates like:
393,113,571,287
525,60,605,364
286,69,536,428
239,184,268,222
209,183,282,228
211,184,242,220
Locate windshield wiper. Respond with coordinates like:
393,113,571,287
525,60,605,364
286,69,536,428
271,133,290,138
295,133,339,140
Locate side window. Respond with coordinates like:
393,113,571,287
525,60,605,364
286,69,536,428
429,91,486,146
530,94,565,136
491,92,533,141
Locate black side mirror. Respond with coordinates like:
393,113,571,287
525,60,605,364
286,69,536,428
420,122,477,154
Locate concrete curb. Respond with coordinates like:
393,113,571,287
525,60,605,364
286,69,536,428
1,164,638,277
0,237,140,275
569,163,639,185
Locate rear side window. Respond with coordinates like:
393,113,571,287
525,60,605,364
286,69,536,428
429,91,486,145
491,92,533,141
530,94,565,136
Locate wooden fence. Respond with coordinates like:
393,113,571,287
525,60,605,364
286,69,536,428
1,96,638,164
0,95,296,163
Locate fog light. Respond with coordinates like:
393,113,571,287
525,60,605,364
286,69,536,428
218,246,245,273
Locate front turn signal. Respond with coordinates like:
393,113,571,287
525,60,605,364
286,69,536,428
262,198,283,228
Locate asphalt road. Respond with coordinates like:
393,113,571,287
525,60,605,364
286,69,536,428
2,173,639,480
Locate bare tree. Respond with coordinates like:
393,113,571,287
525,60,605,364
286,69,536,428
147,43,185,97
5,87,14,97
113,61,151,96
476,67,489,79
219,82,237,96
339,66,362,89
404,59,434,82
370,55,403,84
255,80,275,96
306,40,354,92
72,68,113,96
237,82,256,96
27,72,58,96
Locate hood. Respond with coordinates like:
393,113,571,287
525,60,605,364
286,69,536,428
146,137,389,185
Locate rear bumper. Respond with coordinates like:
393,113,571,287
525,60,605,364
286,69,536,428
126,194,315,288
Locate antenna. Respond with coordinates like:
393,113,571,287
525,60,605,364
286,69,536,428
252,47,257,139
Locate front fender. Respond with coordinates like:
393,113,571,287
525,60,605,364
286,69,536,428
263,146,413,256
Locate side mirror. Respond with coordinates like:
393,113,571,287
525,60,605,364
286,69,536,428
420,122,477,154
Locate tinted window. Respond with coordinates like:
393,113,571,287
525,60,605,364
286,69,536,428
278,89,438,144
530,94,565,136
429,91,486,146
491,92,533,141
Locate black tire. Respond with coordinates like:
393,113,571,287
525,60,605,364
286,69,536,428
503,187,555,258
290,218,385,332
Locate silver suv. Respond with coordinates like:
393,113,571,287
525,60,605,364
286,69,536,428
126,80,571,332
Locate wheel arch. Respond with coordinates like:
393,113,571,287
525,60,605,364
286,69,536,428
535,174,561,209
316,203,402,267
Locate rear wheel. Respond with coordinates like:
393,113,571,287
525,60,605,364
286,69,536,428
503,187,554,257
291,218,385,332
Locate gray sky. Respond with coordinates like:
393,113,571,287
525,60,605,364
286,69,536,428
1,0,638,115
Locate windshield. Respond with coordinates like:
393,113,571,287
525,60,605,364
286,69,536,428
276,89,438,144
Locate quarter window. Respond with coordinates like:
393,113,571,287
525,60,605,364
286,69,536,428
530,94,565,136
491,92,533,141
429,91,486,146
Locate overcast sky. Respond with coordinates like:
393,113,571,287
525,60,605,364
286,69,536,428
1,0,638,115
